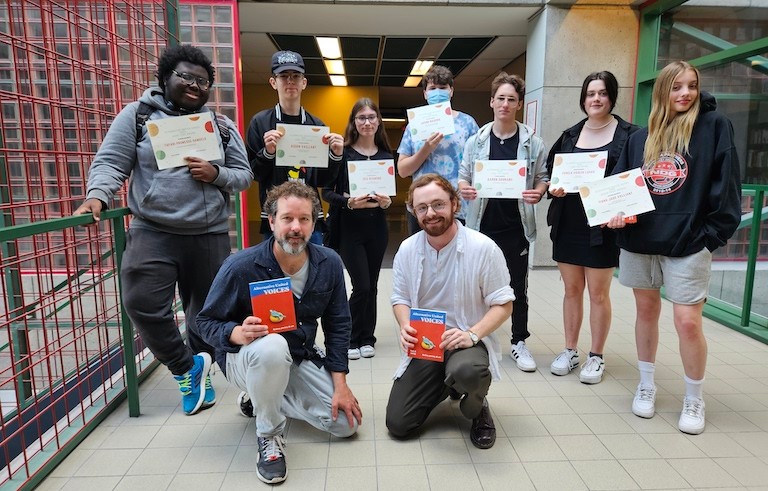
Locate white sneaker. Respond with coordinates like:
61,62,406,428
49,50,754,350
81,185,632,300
632,383,657,418
510,341,537,372
579,355,605,384
347,348,361,360
360,345,375,358
550,349,579,376
678,396,706,435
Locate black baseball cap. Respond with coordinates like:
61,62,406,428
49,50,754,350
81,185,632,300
271,51,305,74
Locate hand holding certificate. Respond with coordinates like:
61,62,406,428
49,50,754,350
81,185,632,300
579,168,655,227
275,123,330,168
473,160,527,198
406,102,455,140
549,151,608,193
147,113,223,170
347,160,396,197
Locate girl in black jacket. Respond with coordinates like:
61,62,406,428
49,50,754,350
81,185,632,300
546,71,640,385
609,61,741,435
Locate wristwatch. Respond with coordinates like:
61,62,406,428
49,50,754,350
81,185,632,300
468,331,480,346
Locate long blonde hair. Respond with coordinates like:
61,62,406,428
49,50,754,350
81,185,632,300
643,61,701,168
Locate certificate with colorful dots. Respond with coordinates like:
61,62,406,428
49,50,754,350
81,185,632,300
275,123,330,168
249,277,297,334
472,160,527,199
549,151,608,193
347,159,396,197
579,167,655,227
406,102,455,140
147,112,223,170
408,309,446,362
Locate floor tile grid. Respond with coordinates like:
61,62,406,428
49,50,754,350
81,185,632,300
35,268,768,491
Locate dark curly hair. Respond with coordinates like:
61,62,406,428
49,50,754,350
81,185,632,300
156,44,215,91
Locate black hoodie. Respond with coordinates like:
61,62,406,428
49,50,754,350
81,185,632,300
611,92,741,257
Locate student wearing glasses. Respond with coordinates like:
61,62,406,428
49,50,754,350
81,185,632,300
74,45,253,416
246,50,344,244
387,174,514,449
321,98,393,360
458,72,549,374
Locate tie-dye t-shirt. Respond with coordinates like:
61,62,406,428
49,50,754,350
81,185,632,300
398,111,479,188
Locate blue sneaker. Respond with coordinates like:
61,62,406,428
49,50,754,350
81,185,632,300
201,372,216,409
174,352,211,415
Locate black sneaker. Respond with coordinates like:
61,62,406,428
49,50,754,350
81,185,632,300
257,435,287,484
237,391,254,417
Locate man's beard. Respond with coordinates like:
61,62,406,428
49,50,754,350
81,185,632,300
420,214,454,237
277,233,308,255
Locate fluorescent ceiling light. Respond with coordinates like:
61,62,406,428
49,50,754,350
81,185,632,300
317,37,342,59
410,60,434,76
330,75,347,86
382,118,406,123
404,76,422,87
323,59,345,75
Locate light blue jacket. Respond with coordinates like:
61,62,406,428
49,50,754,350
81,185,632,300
458,121,548,242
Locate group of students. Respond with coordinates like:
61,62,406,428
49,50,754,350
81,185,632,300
75,43,741,485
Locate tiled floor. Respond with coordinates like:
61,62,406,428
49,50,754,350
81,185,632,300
38,268,768,490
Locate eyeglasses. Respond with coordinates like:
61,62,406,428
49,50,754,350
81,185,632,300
172,70,211,89
275,73,304,82
409,200,449,217
355,115,378,124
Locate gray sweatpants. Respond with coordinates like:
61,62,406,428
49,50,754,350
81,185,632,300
225,333,358,438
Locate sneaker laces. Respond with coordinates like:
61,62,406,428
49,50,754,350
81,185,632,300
682,397,703,417
176,373,192,395
260,435,286,462
581,356,602,372
636,385,656,402
554,349,575,365
516,343,532,358
205,374,213,391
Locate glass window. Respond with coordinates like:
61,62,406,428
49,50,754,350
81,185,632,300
658,5,768,69
215,27,232,44
195,26,212,44
195,6,212,23
216,47,233,65
214,6,231,24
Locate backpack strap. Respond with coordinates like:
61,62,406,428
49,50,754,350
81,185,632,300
135,101,230,153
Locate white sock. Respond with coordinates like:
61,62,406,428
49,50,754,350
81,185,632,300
638,361,655,386
684,375,704,400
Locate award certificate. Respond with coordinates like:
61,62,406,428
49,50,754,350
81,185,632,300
579,168,656,227
347,159,396,197
275,123,330,168
147,112,222,170
549,151,608,193
473,160,527,199
406,102,455,140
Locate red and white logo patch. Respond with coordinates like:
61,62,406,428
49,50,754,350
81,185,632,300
644,153,687,195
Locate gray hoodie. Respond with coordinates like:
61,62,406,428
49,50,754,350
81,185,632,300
85,87,253,235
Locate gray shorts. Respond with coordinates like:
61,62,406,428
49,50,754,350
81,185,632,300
618,248,712,305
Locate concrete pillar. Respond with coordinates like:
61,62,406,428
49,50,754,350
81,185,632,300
525,4,639,267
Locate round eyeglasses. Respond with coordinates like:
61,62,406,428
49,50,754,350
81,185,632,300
355,115,378,124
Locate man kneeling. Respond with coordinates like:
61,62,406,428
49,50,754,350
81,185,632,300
386,174,514,449
198,181,361,484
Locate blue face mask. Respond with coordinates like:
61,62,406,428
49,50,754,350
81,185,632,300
426,88,451,105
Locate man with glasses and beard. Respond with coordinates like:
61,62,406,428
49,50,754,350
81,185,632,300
386,174,514,450
74,44,252,416
197,181,361,484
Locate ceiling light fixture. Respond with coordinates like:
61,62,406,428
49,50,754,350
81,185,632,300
410,60,434,76
317,37,342,59
323,59,345,75
330,75,348,86
404,76,422,87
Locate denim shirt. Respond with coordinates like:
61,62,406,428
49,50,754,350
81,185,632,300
197,238,351,377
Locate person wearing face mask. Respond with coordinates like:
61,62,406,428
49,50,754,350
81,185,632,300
398,65,479,235
74,45,253,416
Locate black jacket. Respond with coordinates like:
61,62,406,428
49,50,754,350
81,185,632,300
611,92,741,256
546,115,640,246
245,105,333,232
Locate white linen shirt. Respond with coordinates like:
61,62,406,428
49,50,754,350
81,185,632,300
390,221,515,381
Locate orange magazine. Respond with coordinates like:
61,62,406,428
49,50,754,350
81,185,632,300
408,309,446,362
249,277,297,333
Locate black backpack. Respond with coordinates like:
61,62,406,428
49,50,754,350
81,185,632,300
134,101,231,152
